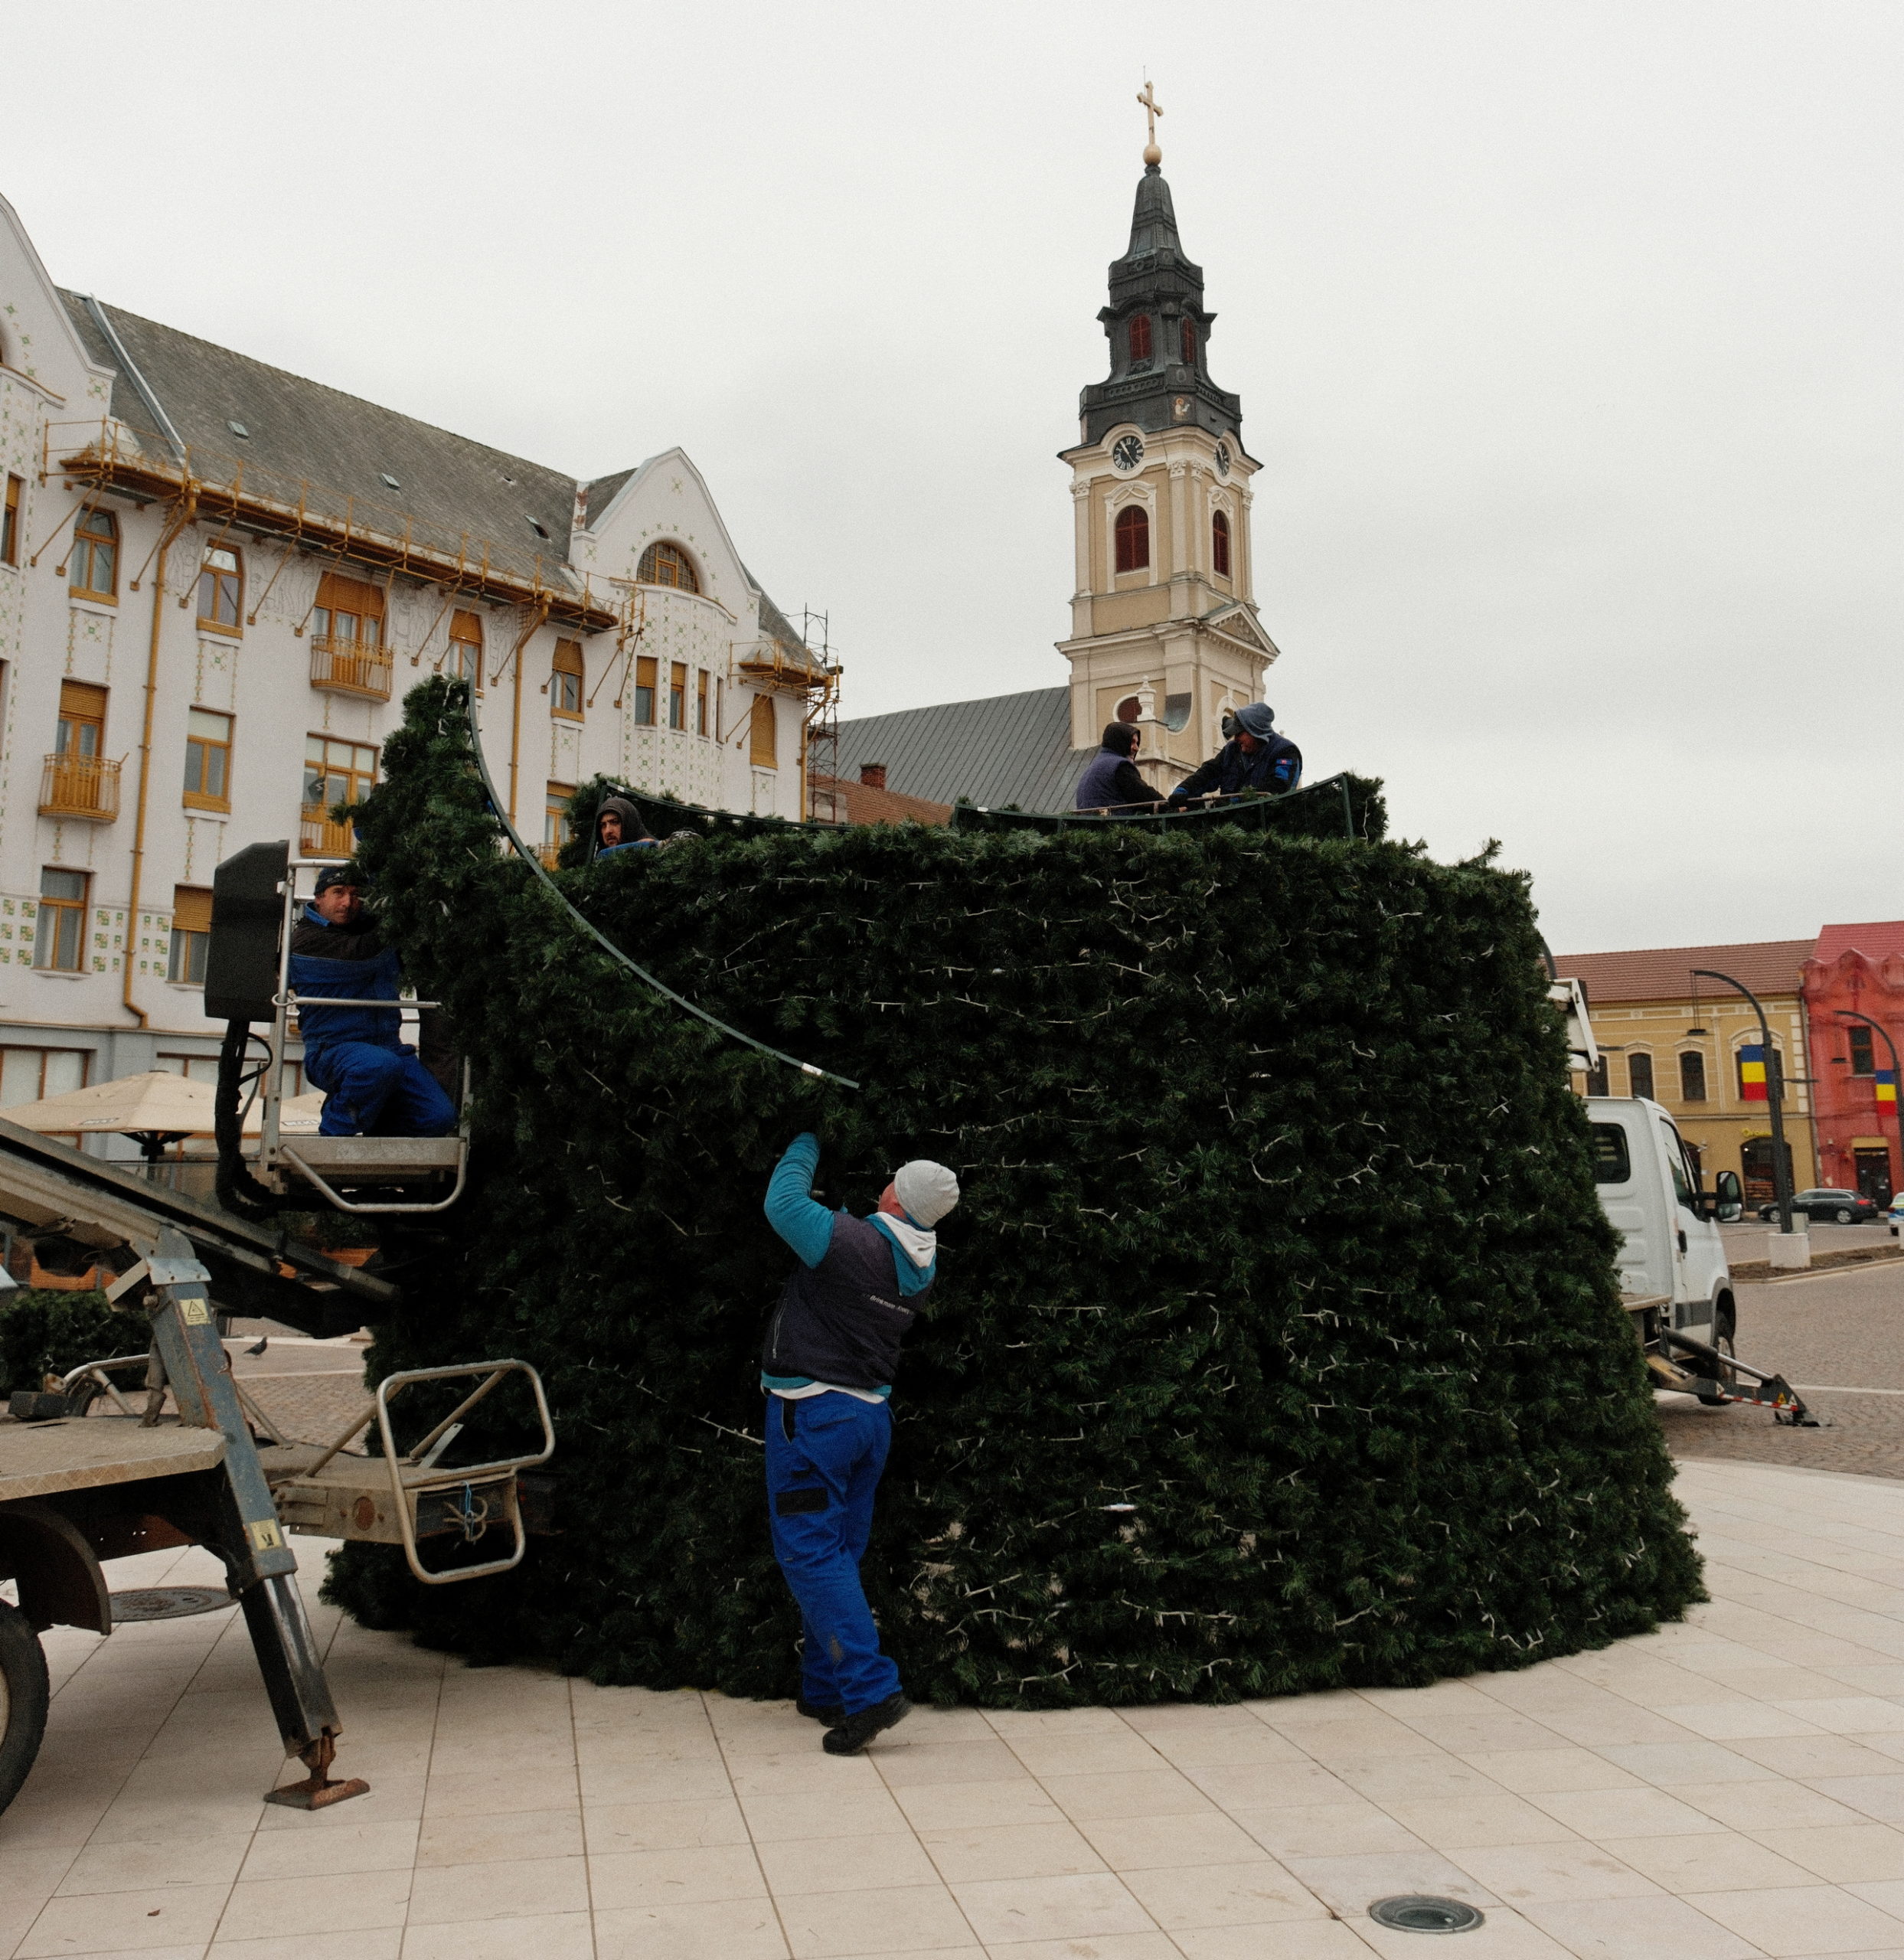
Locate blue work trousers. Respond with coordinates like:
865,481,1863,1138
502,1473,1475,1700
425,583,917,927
765,1391,901,1716
305,1041,456,1138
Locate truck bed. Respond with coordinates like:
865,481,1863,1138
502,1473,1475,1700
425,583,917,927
0,1415,226,1502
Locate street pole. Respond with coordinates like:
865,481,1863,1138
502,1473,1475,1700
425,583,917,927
1836,1008,1904,1207
1692,968,1795,1237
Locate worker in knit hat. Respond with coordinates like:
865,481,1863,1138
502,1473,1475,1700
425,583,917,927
759,1132,961,1755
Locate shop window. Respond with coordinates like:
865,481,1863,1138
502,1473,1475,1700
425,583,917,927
70,506,117,601
1679,1050,1707,1102
1128,314,1152,363
156,1052,220,1082
1627,1052,1654,1100
168,887,212,985
750,694,778,769
0,1045,88,1106
697,668,710,737
450,609,483,691
1211,509,1230,577
634,655,657,727
198,544,242,632
183,709,233,811
550,639,584,720
34,869,88,972
1850,1025,1876,1076
2,475,21,567
635,541,699,593
669,662,687,730
1114,505,1149,573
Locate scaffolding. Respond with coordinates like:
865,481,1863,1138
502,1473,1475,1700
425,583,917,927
798,610,844,825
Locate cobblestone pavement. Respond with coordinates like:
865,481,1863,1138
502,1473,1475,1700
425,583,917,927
1661,1258,1904,1478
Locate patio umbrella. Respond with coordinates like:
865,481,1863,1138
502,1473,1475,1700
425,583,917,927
2,1070,220,1160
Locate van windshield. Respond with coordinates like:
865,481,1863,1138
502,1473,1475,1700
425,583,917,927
1591,1125,1631,1184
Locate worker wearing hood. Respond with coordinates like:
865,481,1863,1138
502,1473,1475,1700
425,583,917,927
594,795,657,858
759,1132,960,1756
1167,702,1301,805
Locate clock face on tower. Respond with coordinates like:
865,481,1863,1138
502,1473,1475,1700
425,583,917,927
1215,441,1232,479
1111,434,1145,473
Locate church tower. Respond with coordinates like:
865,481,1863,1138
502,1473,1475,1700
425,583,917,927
1057,100,1279,789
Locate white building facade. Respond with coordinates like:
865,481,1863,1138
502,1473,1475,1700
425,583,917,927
0,192,829,1112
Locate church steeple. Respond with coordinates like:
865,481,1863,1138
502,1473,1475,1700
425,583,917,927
1080,158,1243,449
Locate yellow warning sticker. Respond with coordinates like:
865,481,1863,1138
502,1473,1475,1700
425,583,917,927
180,1298,211,1326
247,1519,284,1552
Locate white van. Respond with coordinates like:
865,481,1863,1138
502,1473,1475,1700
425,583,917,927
1587,1096,1741,1356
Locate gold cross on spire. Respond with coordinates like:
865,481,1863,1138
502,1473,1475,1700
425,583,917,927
1137,80,1164,165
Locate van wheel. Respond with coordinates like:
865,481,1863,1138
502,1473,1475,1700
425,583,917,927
0,1599,51,1816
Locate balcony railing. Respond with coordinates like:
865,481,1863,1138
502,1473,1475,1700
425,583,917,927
40,753,121,822
309,634,394,701
300,808,355,858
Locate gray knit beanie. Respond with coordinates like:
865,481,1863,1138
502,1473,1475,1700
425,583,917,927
894,1159,960,1227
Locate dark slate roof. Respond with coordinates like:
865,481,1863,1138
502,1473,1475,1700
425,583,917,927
60,294,578,561
581,468,635,527
833,687,1089,812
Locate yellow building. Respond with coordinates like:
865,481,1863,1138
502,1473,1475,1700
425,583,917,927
1554,939,1818,1202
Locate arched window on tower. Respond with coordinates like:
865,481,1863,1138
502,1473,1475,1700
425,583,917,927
1181,319,1198,364
1113,505,1149,575
1211,510,1231,578
1128,314,1151,364
635,541,700,593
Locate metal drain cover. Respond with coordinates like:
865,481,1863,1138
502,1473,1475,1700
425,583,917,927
1370,1895,1485,1935
109,1587,234,1623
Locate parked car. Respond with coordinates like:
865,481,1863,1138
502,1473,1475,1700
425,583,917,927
1756,1187,1883,1225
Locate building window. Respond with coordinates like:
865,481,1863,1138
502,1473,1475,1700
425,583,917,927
635,541,700,593
156,1051,220,1083
544,782,573,867
1181,319,1198,364
0,1045,88,1106
1114,504,1149,574
168,887,212,985
198,545,242,632
1128,314,1152,364
750,694,778,769
1211,509,1231,577
302,734,377,858
34,869,88,972
697,668,710,737
183,709,233,811
2,475,20,567
1850,1025,1876,1076
634,655,657,727
1628,1052,1654,1100
669,662,687,731
1679,1050,1707,1102
57,680,106,762
1582,1057,1609,1096
450,609,483,691
70,506,118,601
312,572,385,652
550,639,584,720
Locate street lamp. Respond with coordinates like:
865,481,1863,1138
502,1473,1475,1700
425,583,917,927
1836,1008,1903,1207
1692,968,1795,1237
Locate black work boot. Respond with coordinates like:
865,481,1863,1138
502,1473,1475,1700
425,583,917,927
822,1692,912,1756
796,1697,845,1724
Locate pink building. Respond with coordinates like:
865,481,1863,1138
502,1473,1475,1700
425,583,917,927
1803,921,1904,1202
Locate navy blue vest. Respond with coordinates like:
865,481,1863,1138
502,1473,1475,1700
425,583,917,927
763,1213,929,1392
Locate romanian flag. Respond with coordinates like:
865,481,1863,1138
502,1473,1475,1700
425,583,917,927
1880,1069,1898,1106
1739,1045,1768,1102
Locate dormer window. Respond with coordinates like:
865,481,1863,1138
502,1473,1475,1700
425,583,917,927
1128,314,1152,364
1181,319,1197,364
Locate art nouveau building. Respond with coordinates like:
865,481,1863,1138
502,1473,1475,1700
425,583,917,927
0,192,828,1106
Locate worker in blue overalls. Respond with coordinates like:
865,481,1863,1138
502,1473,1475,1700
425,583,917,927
759,1132,960,1754
290,865,456,1139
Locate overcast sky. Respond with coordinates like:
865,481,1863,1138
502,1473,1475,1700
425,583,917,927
4,2,1897,954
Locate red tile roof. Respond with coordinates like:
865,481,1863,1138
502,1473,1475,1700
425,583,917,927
1813,921,1904,965
811,774,952,828
1553,939,1814,1005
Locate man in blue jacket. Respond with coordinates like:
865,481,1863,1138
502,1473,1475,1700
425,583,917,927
290,866,456,1139
761,1132,960,1755
1074,723,1162,812
1167,702,1301,805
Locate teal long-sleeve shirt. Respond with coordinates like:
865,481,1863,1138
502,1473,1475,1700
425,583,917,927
763,1132,936,1297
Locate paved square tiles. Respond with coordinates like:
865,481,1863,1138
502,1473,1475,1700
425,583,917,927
14,1460,1904,1955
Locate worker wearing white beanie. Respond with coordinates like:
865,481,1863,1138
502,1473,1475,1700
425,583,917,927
759,1133,962,1756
